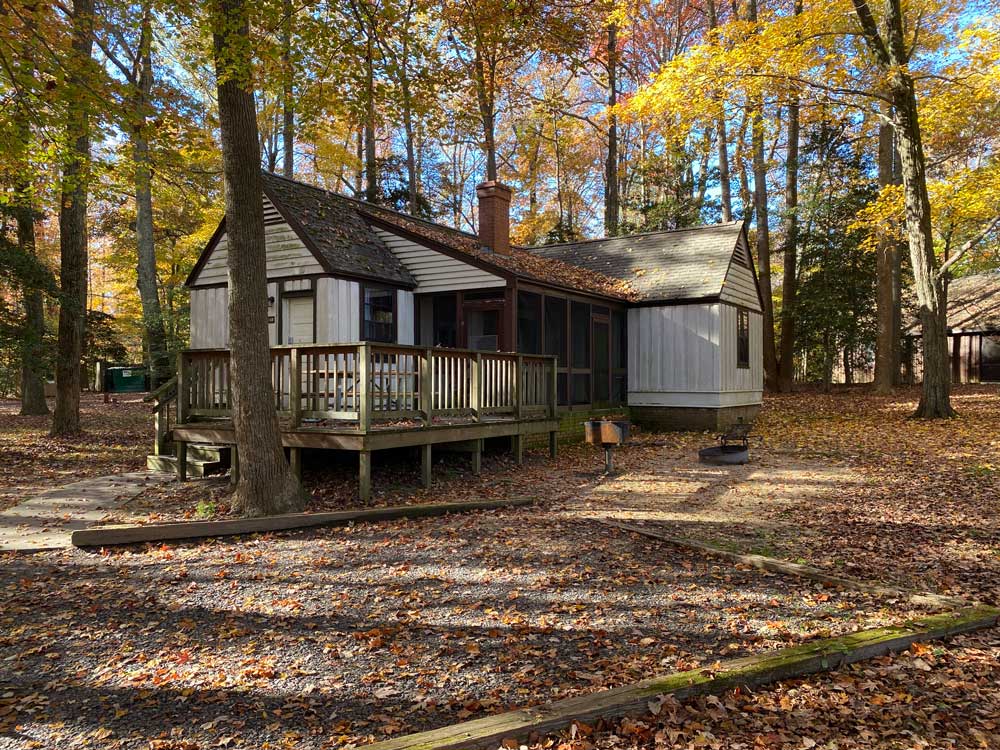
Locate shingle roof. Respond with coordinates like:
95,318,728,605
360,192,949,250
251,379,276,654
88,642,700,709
945,272,1000,332
261,173,416,286
525,222,745,303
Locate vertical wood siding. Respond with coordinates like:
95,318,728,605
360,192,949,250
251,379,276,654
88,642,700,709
720,239,762,311
373,227,505,293
316,277,361,342
189,287,229,349
397,290,415,344
628,304,721,393
719,304,764,393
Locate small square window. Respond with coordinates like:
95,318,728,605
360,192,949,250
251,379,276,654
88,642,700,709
736,308,750,369
363,286,396,343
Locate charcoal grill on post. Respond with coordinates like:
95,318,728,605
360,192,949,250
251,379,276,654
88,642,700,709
698,420,754,465
583,420,630,474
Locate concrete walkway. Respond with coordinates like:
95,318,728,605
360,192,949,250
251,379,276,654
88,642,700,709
0,472,173,552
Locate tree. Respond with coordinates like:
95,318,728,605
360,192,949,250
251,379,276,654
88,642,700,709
208,0,306,516
51,0,96,436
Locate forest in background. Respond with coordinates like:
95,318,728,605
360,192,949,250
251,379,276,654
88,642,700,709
1,0,998,408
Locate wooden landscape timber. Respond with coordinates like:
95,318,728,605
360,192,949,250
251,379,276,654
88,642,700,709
70,497,532,548
601,520,968,610
363,606,1000,750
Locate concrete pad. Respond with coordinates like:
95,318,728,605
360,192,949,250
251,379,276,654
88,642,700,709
0,472,173,552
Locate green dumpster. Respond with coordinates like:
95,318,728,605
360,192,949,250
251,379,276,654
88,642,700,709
106,366,148,393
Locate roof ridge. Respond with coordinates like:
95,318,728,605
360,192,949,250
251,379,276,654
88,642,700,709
262,170,483,244
524,221,743,251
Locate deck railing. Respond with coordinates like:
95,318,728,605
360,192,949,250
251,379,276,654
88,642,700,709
176,342,557,432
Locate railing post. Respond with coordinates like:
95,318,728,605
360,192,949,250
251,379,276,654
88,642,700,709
358,342,372,433
514,355,524,420
154,404,167,455
549,356,558,420
289,347,301,428
471,353,481,422
420,348,433,427
176,352,189,425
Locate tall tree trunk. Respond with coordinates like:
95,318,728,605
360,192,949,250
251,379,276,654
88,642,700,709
210,0,306,515
13,6,48,415
364,35,377,202
281,0,294,177
873,112,902,393
776,87,800,390
473,45,497,182
133,8,170,388
604,22,619,237
51,0,94,436
401,70,418,213
706,0,732,222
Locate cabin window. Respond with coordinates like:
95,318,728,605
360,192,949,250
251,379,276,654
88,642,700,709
363,285,396,343
736,308,750,369
517,291,542,354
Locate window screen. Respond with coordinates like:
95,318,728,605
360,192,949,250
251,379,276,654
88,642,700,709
544,297,567,366
570,302,590,369
517,291,542,354
364,286,395,342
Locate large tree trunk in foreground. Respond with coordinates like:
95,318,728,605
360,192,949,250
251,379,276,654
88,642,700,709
133,11,171,388
873,116,902,394
211,0,306,516
604,22,619,237
51,0,95,436
850,0,954,417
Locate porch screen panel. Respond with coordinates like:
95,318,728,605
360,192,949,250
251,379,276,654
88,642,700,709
571,301,591,404
545,297,568,405
517,292,542,354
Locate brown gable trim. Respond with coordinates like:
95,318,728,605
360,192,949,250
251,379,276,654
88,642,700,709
184,217,228,288
363,214,515,282
189,271,414,292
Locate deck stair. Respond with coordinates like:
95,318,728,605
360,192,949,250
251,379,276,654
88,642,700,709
147,445,231,477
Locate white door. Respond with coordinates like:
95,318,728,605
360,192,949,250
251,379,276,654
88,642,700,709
285,297,314,344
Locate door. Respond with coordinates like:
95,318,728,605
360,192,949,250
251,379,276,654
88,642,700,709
982,335,1000,382
285,296,314,345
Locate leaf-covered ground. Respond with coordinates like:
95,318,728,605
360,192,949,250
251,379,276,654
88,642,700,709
0,395,150,513
1,385,998,749
0,510,911,748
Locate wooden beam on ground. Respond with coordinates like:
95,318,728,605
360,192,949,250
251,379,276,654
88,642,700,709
362,606,999,750
601,520,967,610
71,497,533,548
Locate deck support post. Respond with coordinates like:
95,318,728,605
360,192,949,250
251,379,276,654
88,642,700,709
289,447,302,480
359,450,372,503
471,439,482,475
230,444,239,486
176,441,187,481
513,434,524,465
421,443,432,488
549,430,558,459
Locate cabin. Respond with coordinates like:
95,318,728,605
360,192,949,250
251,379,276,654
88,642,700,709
905,271,1000,384
169,173,763,498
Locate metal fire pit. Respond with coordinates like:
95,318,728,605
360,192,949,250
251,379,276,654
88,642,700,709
699,421,754,465
583,420,630,474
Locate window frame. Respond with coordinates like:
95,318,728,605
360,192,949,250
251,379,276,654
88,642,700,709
360,283,398,343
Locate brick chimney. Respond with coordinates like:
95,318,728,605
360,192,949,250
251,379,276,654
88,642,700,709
476,181,512,255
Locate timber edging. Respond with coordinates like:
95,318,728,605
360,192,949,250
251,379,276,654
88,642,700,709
70,497,533,548
600,519,969,610
361,605,999,750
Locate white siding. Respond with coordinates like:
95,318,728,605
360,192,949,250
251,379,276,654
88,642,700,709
315,277,361,342
189,287,229,349
719,238,762,311
191,196,324,286
719,304,764,396
627,302,763,408
397,290,415,344
374,227,505,293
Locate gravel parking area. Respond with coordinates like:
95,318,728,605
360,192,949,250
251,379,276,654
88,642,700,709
0,506,919,749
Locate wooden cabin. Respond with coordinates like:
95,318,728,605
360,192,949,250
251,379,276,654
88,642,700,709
169,173,764,498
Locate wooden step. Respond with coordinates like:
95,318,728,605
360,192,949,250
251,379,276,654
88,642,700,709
146,453,227,478
188,444,231,465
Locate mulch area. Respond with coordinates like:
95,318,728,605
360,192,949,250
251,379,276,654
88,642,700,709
0,509,919,749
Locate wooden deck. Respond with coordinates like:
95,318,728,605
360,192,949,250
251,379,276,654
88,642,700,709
167,343,559,500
